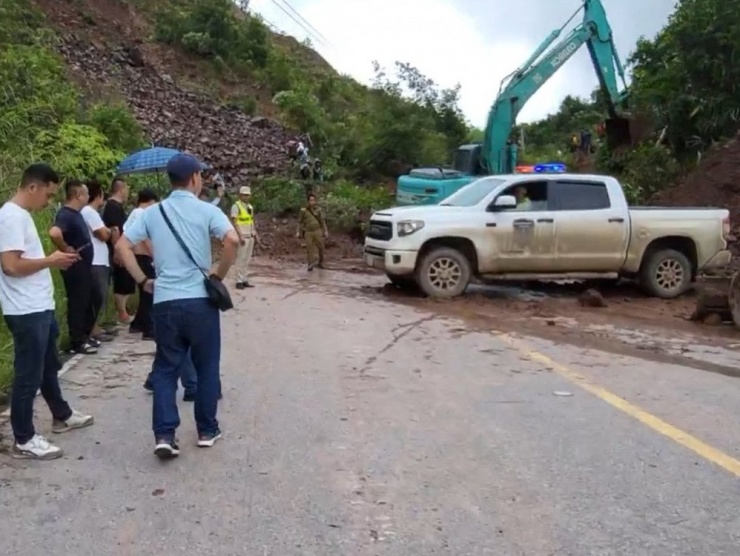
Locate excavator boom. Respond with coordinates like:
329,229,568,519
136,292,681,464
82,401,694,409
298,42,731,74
483,0,629,173
394,0,631,206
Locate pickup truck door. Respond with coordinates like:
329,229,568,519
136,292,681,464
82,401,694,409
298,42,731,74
482,180,556,272
550,179,629,271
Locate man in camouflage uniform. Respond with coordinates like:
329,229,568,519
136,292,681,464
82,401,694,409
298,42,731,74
296,193,328,271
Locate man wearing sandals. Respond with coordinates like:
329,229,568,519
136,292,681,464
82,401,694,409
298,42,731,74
0,164,94,460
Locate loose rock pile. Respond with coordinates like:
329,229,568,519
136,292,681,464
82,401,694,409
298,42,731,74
58,36,294,185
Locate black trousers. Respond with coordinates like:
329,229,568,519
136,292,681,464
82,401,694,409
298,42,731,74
62,262,96,349
130,254,154,336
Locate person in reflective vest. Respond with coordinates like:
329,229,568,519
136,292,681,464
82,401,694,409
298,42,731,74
230,186,258,289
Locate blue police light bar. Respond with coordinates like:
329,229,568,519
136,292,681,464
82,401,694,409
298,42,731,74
535,162,566,173
515,162,567,174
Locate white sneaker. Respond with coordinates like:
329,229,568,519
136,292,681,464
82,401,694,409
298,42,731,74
12,435,63,460
52,409,95,433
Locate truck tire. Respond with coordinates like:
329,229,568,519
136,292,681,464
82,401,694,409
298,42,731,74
387,274,419,291
729,271,740,330
416,246,471,298
640,248,692,298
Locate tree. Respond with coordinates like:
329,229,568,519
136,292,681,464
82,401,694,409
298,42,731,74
628,0,740,154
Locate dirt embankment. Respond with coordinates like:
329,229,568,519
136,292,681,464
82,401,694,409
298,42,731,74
651,130,740,257
254,214,363,264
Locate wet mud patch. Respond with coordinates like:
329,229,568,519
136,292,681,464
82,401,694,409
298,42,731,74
252,261,740,378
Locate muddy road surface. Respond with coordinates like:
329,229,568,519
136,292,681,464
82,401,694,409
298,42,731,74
2,260,740,555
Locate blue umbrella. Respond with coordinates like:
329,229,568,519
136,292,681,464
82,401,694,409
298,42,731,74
116,147,182,175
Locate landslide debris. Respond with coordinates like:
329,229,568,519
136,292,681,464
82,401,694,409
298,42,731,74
58,35,293,184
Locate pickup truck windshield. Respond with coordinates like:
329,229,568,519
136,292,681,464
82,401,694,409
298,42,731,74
439,178,505,207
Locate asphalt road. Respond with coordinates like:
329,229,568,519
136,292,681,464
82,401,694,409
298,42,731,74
2,268,740,555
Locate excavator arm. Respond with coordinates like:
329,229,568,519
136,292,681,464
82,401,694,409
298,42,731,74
482,0,629,173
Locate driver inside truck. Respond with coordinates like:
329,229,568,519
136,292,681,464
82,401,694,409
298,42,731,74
514,186,531,210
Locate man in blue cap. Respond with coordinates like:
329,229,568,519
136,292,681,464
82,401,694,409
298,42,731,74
116,153,239,459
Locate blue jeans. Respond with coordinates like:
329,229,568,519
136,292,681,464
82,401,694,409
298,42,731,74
4,311,72,444
147,348,197,396
151,298,221,440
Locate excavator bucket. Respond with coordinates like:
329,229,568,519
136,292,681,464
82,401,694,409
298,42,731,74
604,117,632,150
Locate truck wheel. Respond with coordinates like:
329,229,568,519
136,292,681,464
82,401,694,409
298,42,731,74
729,271,740,330
416,247,471,298
640,249,692,298
387,274,419,291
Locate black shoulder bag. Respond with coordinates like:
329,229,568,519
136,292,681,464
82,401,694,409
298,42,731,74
158,203,234,312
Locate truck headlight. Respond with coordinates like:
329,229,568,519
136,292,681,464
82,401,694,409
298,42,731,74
397,220,424,236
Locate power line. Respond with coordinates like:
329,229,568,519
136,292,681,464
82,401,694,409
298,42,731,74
275,0,331,45
267,0,332,49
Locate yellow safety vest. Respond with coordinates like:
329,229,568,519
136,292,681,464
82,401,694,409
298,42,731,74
234,201,254,226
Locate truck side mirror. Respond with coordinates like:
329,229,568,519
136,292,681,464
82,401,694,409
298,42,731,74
488,195,517,211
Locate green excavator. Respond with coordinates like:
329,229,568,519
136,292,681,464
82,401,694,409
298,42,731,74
395,0,632,206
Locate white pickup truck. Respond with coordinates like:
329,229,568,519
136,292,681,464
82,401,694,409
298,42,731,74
364,173,732,299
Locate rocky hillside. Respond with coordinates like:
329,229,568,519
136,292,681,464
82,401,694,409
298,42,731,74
59,35,290,183
28,0,305,183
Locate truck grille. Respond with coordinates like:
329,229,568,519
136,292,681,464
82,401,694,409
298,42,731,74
366,220,393,241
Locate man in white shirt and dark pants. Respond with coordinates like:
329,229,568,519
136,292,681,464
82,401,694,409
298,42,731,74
81,179,113,343
0,164,94,460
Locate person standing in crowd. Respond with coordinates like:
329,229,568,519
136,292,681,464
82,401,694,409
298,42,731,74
296,193,328,271
49,180,98,354
230,185,258,289
211,178,230,214
81,179,114,343
129,193,199,400
103,177,136,326
125,188,159,340
117,153,239,459
297,139,310,179
0,163,94,460
209,176,230,267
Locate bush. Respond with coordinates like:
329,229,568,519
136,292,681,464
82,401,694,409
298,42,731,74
34,123,125,180
251,176,392,233
88,103,145,153
597,143,680,204
153,0,270,68
0,0,142,391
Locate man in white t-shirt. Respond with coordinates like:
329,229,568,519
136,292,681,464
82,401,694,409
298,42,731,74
0,163,95,460
81,180,113,343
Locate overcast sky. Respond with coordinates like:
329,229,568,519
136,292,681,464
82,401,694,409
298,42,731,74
248,0,677,126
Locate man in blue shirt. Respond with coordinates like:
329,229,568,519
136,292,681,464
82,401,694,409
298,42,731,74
49,180,97,355
116,153,239,459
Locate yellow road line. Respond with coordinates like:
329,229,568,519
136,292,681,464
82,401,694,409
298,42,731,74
500,334,740,478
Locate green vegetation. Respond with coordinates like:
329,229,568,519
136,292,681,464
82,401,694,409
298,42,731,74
0,0,144,390
252,177,391,234
149,0,470,180
514,0,739,204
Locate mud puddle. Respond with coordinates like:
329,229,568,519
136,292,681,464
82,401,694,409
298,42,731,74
252,259,740,378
